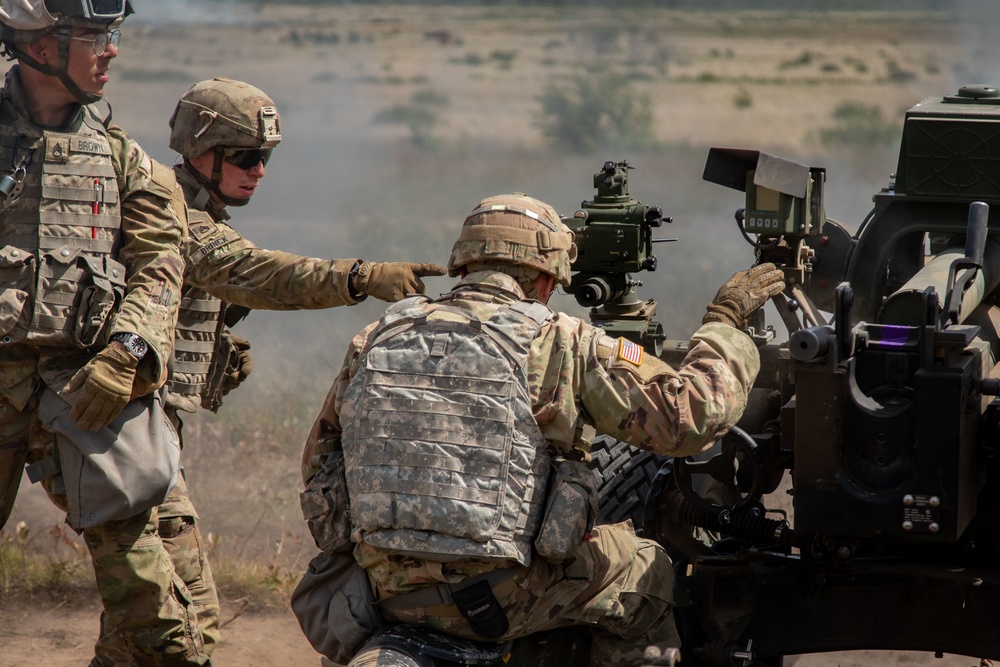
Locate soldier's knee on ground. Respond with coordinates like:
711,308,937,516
600,537,677,644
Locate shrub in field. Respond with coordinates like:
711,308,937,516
535,69,655,154
733,88,753,110
373,88,450,150
815,101,899,149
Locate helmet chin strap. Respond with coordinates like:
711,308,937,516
12,27,102,106
185,150,251,209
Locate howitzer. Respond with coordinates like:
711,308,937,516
563,159,673,355
613,85,1000,666
330,89,1000,667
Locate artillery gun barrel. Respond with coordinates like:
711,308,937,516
878,237,1000,327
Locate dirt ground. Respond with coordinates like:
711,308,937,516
0,589,980,667
0,593,320,666
2,2,999,666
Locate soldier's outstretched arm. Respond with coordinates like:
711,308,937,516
183,217,444,309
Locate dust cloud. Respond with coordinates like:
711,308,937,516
3,0,965,593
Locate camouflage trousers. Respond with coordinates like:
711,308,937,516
92,473,221,666
361,522,678,667
0,368,211,666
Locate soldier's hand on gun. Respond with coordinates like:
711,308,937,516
702,262,786,330
356,261,448,302
65,341,138,431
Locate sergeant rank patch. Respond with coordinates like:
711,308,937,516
618,338,643,366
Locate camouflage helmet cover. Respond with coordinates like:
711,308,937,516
169,77,282,159
448,193,578,286
0,0,131,41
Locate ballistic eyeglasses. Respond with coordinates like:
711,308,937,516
69,29,121,56
221,148,272,170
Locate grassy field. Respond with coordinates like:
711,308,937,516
0,3,994,664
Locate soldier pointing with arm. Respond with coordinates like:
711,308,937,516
92,77,447,665
295,193,784,665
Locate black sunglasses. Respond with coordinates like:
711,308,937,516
221,148,272,170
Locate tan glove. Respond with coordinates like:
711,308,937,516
222,335,254,396
355,261,448,302
66,342,138,431
703,262,786,330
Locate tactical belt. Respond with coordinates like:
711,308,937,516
376,565,521,639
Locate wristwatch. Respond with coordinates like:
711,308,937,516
111,332,148,360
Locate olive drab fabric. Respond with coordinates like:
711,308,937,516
447,193,577,286
0,87,124,350
168,77,281,159
341,295,554,566
0,66,184,399
0,56,200,664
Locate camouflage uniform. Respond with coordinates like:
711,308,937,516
117,166,369,664
0,63,206,665
301,267,760,666
93,77,446,665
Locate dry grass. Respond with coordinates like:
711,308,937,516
2,5,987,617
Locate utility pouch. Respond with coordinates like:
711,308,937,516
301,451,353,553
534,458,597,563
0,245,34,344
291,550,382,664
37,387,180,531
201,326,232,413
451,578,510,639
75,255,127,348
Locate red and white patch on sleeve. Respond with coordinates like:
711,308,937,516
617,338,643,366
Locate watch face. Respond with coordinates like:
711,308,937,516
114,334,147,358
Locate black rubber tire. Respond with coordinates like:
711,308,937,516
590,435,668,532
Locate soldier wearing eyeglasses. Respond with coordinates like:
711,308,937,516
0,1,217,665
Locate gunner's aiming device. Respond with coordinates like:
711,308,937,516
563,160,672,355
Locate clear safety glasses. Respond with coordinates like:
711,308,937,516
69,29,121,56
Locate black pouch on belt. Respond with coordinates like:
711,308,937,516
450,579,510,639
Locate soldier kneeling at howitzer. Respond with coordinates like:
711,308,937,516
292,193,785,666
80,77,448,666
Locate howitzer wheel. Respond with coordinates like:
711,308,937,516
591,435,669,533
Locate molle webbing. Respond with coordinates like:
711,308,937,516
166,288,225,398
344,296,554,565
0,113,123,349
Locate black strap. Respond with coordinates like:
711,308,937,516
450,578,510,639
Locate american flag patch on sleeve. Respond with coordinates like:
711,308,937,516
617,338,643,366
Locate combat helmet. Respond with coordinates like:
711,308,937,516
0,0,133,104
448,193,578,289
168,77,282,207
